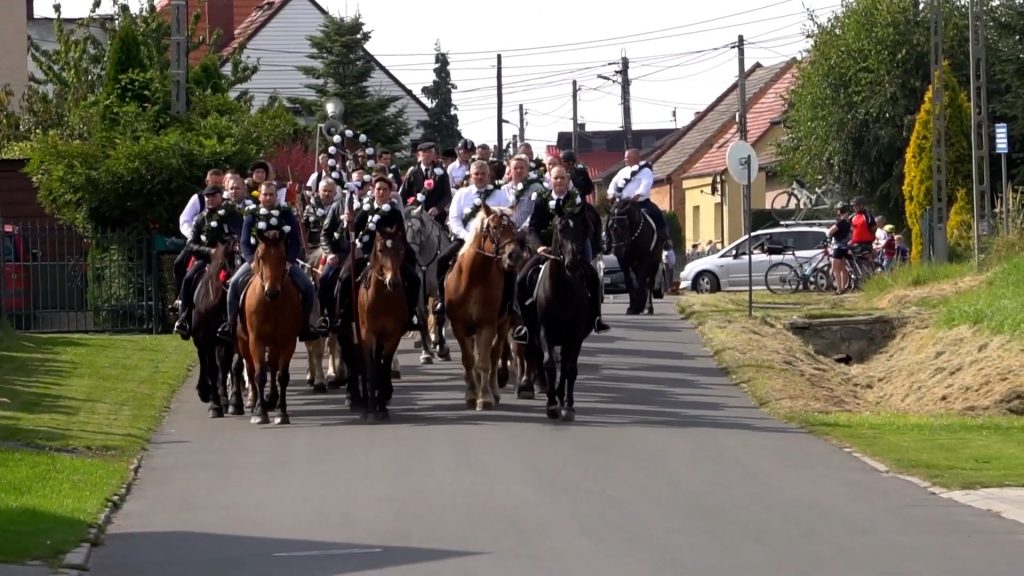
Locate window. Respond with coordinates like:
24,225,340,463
713,202,723,241
691,205,701,243
3,234,16,263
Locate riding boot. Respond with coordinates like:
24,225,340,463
585,265,611,334
173,308,192,340
216,314,235,342
403,271,421,332
510,272,531,344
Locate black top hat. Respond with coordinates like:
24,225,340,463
203,185,224,196
249,160,270,174
416,141,437,152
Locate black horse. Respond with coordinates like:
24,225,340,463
606,198,661,315
191,240,245,417
532,210,594,421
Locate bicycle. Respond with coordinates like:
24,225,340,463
770,179,839,223
764,244,833,294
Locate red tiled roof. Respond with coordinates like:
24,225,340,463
222,0,287,54
687,65,796,177
545,147,622,179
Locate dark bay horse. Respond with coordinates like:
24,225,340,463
607,197,661,314
445,204,523,410
357,226,409,421
533,211,593,421
237,230,301,425
192,241,244,418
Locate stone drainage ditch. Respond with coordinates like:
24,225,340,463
784,315,901,364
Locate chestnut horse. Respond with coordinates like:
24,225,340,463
357,225,409,421
444,204,523,410
237,230,302,425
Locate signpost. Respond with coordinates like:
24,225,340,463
995,123,1010,233
726,140,759,318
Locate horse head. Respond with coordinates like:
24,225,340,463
553,210,589,271
607,197,643,259
403,205,435,265
371,226,406,291
254,229,288,301
476,203,523,270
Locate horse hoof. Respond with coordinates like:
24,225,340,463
274,414,290,425
311,382,327,394
546,406,560,420
197,387,211,404
561,409,576,422
439,349,451,361
359,411,369,421
305,377,314,388
476,400,494,411
373,410,390,422
646,308,654,315
420,355,433,365
208,406,224,418
251,414,269,425
465,399,477,410
517,388,535,400
497,366,510,388
391,370,401,380
228,404,244,416
326,378,341,390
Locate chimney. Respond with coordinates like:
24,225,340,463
205,0,236,52
578,122,586,132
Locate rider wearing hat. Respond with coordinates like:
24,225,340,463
399,141,452,225
173,184,244,339
217,182,320,343
447,139,475,189
559,150,595,201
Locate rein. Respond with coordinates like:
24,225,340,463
608,203,648,250
474,213,518,260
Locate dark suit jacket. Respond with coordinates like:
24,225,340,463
241,208,303,264
398,163,452,216
187,206,244,259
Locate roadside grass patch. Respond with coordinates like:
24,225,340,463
861,261,973,299
0,329,192,563
937,255,1024,340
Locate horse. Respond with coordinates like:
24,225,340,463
236,230,302,425
356,225,409,421
301,248,346,394
444,204,523,410
191,240,245,418
532,210,594,421
404,206,452,364
606,197,661,315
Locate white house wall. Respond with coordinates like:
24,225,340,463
223,0,426,147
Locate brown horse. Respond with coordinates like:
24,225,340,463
237,230,301,425
444,204,523,410
357,225,408,420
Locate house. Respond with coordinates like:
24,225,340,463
0,1,30,108
600,59,797,249
158,0,430,153
27,15,111,84
545,128,676,179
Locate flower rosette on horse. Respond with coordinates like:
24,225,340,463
247,205,294,244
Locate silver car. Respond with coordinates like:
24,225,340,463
678,226,829,294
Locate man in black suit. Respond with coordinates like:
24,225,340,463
398,141,452,226
559,149,596,201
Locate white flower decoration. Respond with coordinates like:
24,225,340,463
362,202,371,212
361,234,370,243
463,207,473,215
250,236,257,245
381,203,392,213
332,134,342,144
362,174,372,182
531,192,538,201
369,223,377,231
257,221,267,230
210,220,219,228
217,209,226,216
528,171,538,179
473,197,482,206
259,207,269,215
316,208,326,217
372,214,381,222
516,183,524,191
366,159,376,168
200,234,208,242
328,145,338,155
271,209,280,217
358,133,367,143
549,200,557,210
365,147,375,156
282,225,292,233
386,239,394,248
328,158,337,167
345,129,355,138
544,181,553,189
433,167,444,176
269,217,279,226
416,193,426,203
331,171,341,180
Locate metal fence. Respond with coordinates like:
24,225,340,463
0,217,176,333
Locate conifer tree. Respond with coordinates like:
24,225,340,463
418,41,462,149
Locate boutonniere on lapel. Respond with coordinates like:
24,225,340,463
462,184,495,226
612,160,653,196
248,205,293,244
408,166,446,206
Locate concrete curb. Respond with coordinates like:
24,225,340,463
56,455,144,573
844,448,1024,526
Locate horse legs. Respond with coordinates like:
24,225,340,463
497,339,511,389
473,328,497,411
306,337,328,393
455,330,477,409
416,304,434,365
488,328,505,405
559,342,582,422
433,308,451,361
228,354,245,415
543,339,560,420
250,354,269,425
325,333,345,390
375,346,393,421
273,358,291,426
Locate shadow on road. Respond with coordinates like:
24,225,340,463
91,531,483,576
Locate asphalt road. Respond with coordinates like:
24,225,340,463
90,299,1024,576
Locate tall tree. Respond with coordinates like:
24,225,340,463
902,62,973,261
418,41,462,150
987,0,1024,186
776,0,969,225
295,14,409,153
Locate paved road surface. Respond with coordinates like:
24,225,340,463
90,300,1024,576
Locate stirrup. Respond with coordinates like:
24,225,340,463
511,325,529,344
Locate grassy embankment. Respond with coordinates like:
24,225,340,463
678,251,1024,490
0,324,192,564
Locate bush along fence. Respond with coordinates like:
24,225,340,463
0,216,182,333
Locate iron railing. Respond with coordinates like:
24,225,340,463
0,217,171,333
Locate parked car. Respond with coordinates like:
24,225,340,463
597,254,627,295
3,224,33,327
678,225,829,294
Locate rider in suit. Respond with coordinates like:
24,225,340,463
513,166,610,344
398,141,452,226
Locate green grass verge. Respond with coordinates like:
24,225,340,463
936,255,1024,340
861,261,974,299
792,413,1024,490
0,330,192,563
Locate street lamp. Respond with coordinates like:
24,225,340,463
321,97,344,139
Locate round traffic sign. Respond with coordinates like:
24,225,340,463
726,140,759,184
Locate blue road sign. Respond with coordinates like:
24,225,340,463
995,123,1009,154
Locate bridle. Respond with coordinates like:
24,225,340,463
607,200,647,251
370,233,404,292
253,240,286,297
474,212,518,262
407,210,442,271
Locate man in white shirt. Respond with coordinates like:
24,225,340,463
447,139,475,190
304,153,333,203
606,148,669,247
434,160,515,316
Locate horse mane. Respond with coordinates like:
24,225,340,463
459,206,514,257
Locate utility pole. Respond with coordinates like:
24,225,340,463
496,53,504,164
571,80,579,151
621,54,633,149
170,0,187,116
518,103,526,144
672,108,678,128
969,0,991,263
736,35,750,235
930,0,949,263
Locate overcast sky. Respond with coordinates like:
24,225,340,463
41,0,839,150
